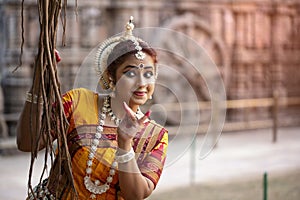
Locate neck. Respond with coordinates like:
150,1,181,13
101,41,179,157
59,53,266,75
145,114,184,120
110,97,125,119
129,102,139,113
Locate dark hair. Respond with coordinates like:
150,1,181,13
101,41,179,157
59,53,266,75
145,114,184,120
107,40,157,82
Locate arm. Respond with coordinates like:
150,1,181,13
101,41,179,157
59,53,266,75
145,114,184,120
16,91,46,152
117,138,155,200
17,50,62,152
116,103,155,199
16,55,46,153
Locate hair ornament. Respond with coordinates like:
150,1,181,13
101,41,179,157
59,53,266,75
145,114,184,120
95,16,146,90
121,16,146,60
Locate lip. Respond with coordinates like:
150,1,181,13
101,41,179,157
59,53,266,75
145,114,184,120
133,91,147,97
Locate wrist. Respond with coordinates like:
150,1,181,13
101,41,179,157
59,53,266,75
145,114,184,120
115,147,135,164
117,139,132,152
26,91,43,104
118,142,132,151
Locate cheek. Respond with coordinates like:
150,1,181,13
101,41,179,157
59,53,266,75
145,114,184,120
115,76,136,91
148,84,155,95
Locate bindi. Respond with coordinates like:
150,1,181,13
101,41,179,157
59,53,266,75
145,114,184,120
138,63,145,69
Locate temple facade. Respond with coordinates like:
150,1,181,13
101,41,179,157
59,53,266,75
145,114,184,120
0,0,299,136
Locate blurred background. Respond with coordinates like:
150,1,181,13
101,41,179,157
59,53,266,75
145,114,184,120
0,0,299,199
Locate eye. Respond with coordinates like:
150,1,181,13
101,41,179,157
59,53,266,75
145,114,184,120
144,71,154,79
124,70,136,78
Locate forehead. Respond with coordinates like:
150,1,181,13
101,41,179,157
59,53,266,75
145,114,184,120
119,53,155,68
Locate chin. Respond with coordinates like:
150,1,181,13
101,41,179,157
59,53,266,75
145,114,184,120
130,97,147,106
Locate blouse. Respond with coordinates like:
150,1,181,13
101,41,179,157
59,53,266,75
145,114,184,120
48,88,168,200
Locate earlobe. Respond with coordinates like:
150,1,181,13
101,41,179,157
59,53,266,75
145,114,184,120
109,77,116,98
109,76,114,85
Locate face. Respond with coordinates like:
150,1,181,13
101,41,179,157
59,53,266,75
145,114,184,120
114,53,156,108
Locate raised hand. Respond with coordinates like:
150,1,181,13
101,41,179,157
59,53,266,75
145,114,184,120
117,102,150,149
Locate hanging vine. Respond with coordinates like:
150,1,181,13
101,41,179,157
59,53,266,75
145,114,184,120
19,0,77,198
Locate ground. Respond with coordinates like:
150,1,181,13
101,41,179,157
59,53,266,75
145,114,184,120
0,126,299,200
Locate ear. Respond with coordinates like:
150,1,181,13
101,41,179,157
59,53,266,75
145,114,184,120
98,69,111,90
106,70,116,84
154,65,158,79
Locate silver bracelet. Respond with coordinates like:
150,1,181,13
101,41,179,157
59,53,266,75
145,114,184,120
26,92,43,104
115,148,135,164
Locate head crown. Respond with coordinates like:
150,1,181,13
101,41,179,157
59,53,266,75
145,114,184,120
95,16,146,89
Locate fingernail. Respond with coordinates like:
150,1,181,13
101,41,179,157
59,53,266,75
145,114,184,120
55,49,61,62
145,110,151,117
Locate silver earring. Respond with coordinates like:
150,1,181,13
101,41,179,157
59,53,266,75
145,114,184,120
149,95,152,100
109,77,116,98
109,88,116,98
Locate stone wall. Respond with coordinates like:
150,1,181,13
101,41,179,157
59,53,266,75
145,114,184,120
0,0,299,135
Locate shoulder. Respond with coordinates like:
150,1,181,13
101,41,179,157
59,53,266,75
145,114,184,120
144,120,168,143
63,88,95,97
148,120,168,133
134,120,168,153
62,88,96,101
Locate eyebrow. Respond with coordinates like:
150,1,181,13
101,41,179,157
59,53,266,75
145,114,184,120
123,65,154,70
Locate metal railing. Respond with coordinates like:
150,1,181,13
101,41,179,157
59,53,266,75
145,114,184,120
163,94,300,142
1,95,300,150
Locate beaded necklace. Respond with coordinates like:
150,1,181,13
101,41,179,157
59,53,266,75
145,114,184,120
84,96,120,199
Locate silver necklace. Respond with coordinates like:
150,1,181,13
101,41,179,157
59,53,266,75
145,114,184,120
84,96,120,199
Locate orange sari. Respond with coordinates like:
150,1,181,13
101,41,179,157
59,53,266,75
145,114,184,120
48,88,168,199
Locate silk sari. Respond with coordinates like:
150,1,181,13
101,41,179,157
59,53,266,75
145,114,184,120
46,88,168,199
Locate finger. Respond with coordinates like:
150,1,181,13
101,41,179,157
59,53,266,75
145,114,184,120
55,49,61,63
138,110,151,124
122,102,137,121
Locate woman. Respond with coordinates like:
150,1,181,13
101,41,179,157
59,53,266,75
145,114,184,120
17,17,168,200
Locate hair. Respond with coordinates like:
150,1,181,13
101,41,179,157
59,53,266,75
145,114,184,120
106,40,157,82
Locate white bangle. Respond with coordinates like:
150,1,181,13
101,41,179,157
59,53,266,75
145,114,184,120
26,92,43,104
115,148,135,164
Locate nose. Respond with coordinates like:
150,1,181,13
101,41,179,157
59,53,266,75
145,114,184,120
137,73,147,87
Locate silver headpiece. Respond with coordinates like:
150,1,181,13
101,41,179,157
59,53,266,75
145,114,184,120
95,16,147,89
